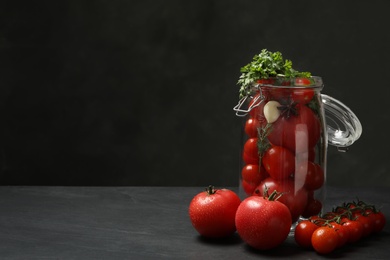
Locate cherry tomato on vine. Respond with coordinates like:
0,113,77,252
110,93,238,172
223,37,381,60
330,222,350,248
235,192,292,250
294,220,319,248
369,211,386,233
341,218,363,243
189,186,241,238
353,213,373,237
311,226,339,254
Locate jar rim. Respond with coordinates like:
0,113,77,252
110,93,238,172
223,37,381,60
252,76,323,89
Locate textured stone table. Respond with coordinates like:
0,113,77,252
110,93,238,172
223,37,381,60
0,186,389,259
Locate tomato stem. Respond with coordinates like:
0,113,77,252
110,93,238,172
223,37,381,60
265,187,283,201
205,185,216,195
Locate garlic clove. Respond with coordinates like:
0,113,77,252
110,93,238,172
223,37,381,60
263,101,281,124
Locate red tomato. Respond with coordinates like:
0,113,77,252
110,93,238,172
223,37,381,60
242,180,258,196
295,78,312,86
242,164,267,183
235,195,292,250
241,164,268,195
189,186,241,238
241,164,261,184
294,220,319,248
341,218,363,243
245,118,259,138
311,226,339,254
330,222,350,248
243,138,259,164
262,146,295,180
255,177,308,223
369,211,386,233
291,88,315,104
295,161,324,191
354,213,373,237
268,105,321,153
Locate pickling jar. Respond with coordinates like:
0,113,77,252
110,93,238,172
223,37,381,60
233,77,362,223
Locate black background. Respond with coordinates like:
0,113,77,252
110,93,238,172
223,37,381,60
1,0,389,187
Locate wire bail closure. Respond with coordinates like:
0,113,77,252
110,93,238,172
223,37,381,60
233,84,265,117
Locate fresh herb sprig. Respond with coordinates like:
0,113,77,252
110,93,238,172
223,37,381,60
237,49,311,98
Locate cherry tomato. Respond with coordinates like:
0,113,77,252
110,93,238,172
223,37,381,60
291,88,315,104
295,161,324,191
242,180,258,196
235,195,292,250
353,213,373,237
341,218,363,243
241,164,268,195
330,222,350,248
242,138,259,165
189,186,241,238
369,211,386,233
311,226,339,254
294,220,319,248
295,78,312,86
241,164,263,184
268,105,321,153
262,146,295,180
245,118,259,138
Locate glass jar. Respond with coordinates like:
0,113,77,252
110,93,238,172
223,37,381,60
233,77,362,224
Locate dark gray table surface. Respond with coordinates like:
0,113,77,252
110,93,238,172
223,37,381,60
0,186,389,259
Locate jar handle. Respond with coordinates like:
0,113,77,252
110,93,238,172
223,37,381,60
321,94,362,151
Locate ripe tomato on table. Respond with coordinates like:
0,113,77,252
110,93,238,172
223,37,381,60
341,218,363,243
235,192,292,250
294,220,319,248
188,186,241,238
311,226,339,254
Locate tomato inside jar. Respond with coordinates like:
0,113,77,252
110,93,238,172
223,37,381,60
238,82,327,224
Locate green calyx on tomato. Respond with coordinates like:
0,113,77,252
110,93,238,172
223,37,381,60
237,49,312,98
205,185,217,195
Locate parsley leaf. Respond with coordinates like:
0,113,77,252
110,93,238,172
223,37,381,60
237,49,311,98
